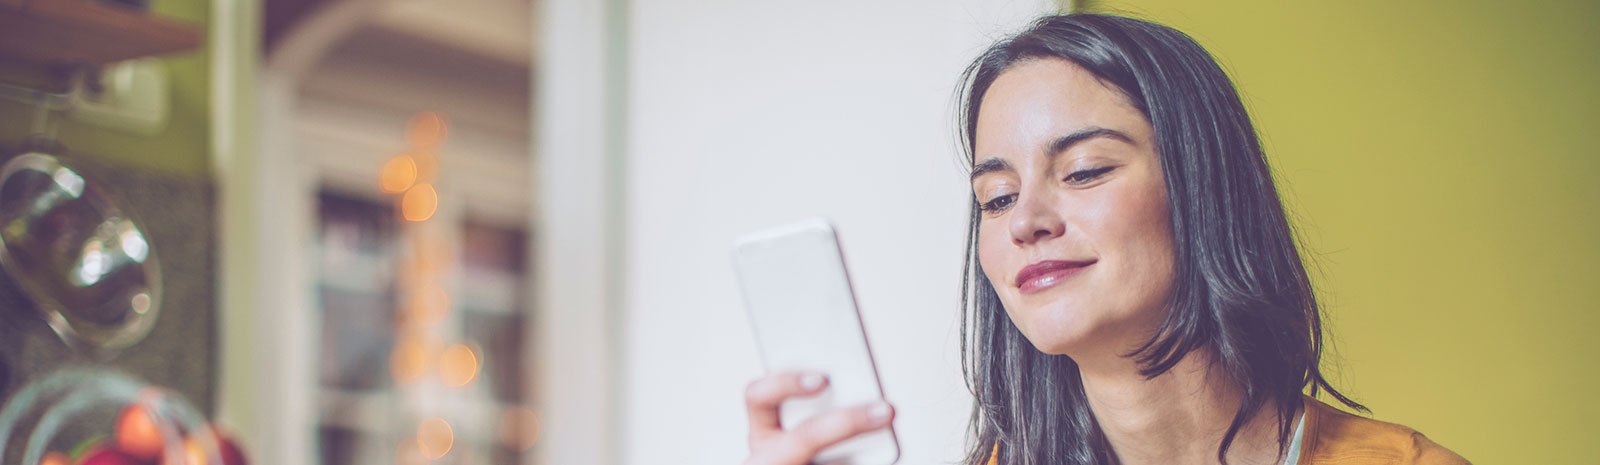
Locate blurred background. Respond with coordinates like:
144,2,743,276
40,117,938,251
0,0,1591,464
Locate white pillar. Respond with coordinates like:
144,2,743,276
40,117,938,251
533,0,629,463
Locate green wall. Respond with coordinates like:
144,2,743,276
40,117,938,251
1082,1,1599,463
0,0,211,178
0,0,217,413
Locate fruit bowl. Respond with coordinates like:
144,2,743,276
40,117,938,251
0,368,243,465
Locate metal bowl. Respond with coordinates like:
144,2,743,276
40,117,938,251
0,151,161,352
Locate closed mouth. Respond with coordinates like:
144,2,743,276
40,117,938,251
1014,259,1096,294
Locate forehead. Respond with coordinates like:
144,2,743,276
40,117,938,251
973,58,1145,159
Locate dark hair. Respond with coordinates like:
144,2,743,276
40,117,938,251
956,14,1364,465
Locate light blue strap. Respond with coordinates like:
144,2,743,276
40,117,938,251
1282,412,1307,465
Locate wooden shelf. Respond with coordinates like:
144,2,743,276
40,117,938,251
0,0,201,67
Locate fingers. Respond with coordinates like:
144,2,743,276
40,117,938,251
743,373,895,465
745,371,829,435
776,401,894,461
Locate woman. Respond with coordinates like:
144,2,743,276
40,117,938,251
742,14,1468,465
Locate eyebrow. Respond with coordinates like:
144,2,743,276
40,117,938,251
969,126,1134,182
969,158,1012,182
1048,126,1133,155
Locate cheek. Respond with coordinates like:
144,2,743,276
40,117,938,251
975,220,1010,286
1082,175,1175,303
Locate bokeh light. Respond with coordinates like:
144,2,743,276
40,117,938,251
439,343,479,387
417,418,454,460
406,112,448,149
408,228,455,272
400,184,438,222
497,407,541,452
397,261,432,292
131,292,151,314
380,156,418,193
411,151,439,184
407,283,450,327
395,439,427,465
390,335,430,383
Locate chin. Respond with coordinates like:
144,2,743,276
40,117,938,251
1011,308,1095,357
1026,337,1076,356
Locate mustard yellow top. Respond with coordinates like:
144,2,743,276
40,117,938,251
984,396,1469,465
1296,395,1468,464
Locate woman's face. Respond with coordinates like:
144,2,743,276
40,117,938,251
971,58,1176,358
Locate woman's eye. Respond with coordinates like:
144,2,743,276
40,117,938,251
1064,166,1115,185
980,194,1016,213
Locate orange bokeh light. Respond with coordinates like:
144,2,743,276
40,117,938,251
407,283,450,327
497,407,541,452
390,336,430,383
439,343,479,387
379,156,418,193
395,438,427,465
410,151,439,184
400,184,438,222
406,112,448,149
408,228,454,272
397,261,433,291
417,418,454,460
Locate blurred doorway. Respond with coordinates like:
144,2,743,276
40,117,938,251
259,1,537,464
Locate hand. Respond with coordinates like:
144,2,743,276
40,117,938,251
742,371,895,465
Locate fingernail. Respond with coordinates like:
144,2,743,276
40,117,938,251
867,402,892,423
800,373,824,391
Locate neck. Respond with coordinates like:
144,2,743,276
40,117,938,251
1075,349,1296,465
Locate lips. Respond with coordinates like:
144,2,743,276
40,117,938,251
1014,259,1095,295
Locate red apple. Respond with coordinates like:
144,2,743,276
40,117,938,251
213,429,248,465
114,404,165,461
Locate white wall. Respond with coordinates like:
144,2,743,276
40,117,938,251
621,1,1052,463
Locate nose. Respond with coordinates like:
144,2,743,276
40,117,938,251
1008,191,1065,246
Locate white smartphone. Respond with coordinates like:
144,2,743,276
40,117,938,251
732,219,900,465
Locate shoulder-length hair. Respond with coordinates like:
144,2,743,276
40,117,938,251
956,14,1364,465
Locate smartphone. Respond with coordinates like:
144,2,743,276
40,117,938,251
732,219,900,465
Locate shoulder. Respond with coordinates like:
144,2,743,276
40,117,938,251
1300,396,1470,465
